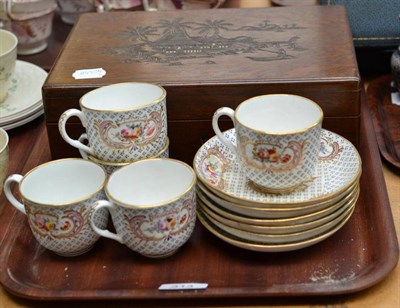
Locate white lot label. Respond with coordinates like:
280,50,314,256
391,92,400,106
158,283,208,291
72,68,106,80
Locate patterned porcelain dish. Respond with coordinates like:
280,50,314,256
193,128,362,207
197,205,355,253
200,199,356,244
197,185,357,227
198,186,358,235
0,60,47,129
197,181,359,218
197,185,359,232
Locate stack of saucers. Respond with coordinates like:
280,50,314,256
193,128,362,252
0,60,47,130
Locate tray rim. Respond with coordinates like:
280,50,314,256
366,75,400,169
0,92,398,302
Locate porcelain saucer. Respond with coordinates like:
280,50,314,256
197,204,355,253
197,187,357,235
0,61,47,128
1,109,44,130
193,129,362,207
199,198,356,244
197,182,359,222
197,181,359,219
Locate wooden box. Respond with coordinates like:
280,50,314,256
43,5,360,165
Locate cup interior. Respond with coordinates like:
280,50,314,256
0,128,9,154
0,29,18,56
107,159,195,207
20,159,106,205
236,94,323,134
80,82,165,111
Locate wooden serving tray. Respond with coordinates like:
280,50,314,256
0,93,398,304
367,75,400,169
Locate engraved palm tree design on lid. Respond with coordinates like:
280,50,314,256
103,17,306,64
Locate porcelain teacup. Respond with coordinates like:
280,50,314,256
56,0,96,24
90,158,197,258
3,158,109,256
59,82,168,163
212,94,323,193
1,0,57,55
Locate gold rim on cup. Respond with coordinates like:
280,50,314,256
234,94,324,135
17,158,107,207
79,82,167,112
105,158,196,209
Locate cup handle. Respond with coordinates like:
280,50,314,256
4,174,26,215
78,133,89,160
58,109,94,156
212,107,237,154
90,200,124,244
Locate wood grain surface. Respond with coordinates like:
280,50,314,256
1,1,399,307
367,75,400,169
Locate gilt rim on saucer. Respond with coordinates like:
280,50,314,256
197,182,359,219
197,183,359,225
199,198,356,244
1,108,44,130
197,204,356,252
198,187,358,235
197,177,359,211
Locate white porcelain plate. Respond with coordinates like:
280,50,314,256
197,204,355,253
197,184,359,228
0,60,47,125
199,198,356,243
1,108,44,130
194,129,362,207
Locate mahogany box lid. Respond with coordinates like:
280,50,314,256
43,5,361,163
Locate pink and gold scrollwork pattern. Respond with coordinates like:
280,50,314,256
125,198,195,242
319,136,343,162
27,208,85,239
239,135,305,173
200,146,230,190
97,110,163,151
